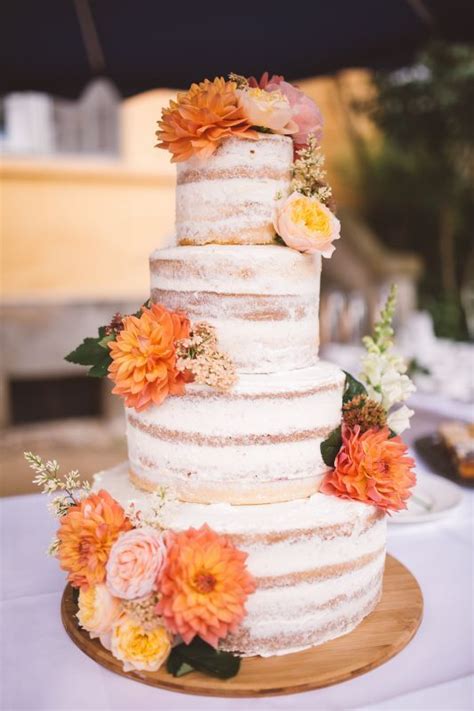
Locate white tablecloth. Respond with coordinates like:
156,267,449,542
1,458,473,710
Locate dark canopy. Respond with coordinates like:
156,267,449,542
2,0,473,98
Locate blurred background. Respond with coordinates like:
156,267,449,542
1,1,473,495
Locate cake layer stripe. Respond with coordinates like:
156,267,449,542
238,572,382,626
230,509,385,545
178,196,273,222
128,414,334,446
179,380,343,401
222,590,383,656
178,227,275,247
255,547,385,589
177,166,291,184
151,288,312,322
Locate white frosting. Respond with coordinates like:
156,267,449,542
94,463,386,656
126,361,344,504
175,135,293,245
150,244,322,373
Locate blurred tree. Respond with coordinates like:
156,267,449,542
353,41,474,340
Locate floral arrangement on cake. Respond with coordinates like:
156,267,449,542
320,285,417,512
65,301,237,412
157,72,340,257
25,453,255,679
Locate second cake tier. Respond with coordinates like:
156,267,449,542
150,244,321,374
127,361,344,504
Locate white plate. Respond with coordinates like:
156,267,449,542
389,472,463,524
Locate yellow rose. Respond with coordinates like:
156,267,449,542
77,584,122,638
111,614,171,672
274,191,340,257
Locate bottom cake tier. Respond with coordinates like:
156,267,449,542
94,463,387,657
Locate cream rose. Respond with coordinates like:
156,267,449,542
76,584,121,638
111,614,171,672
237,88,298,135
274,191,340,256
106,527,166,600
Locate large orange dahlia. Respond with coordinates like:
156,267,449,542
156,525,256,648
156,77,258,162
321,425,416,512
57,490,131,589
108,303,190,412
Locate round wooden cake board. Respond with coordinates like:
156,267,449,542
61,554,423,698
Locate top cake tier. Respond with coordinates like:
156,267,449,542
176,134,293,246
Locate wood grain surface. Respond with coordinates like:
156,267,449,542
61,554,423,698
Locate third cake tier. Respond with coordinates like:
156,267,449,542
127,361,344,504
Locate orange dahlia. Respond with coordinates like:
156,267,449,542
156,77,258,162
108,303,190,412
321,425,416,512
57,490,131,589
156,525,256,648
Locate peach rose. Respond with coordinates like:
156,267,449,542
274,191,340,256
237,88,298,135
106,527,166,600
77,584,122,638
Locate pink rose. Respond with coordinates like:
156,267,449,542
106,527,166,600
237,88,298,135
248,72,284,89
76,583,122,638
274,191,340,257
266,80,323,148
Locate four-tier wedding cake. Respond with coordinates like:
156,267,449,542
29,73,416,678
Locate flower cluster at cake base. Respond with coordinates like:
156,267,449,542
320,285,417,513
65,301,237,412
156,71,340,258
25,453,255,680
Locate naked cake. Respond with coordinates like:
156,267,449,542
30,72,417,679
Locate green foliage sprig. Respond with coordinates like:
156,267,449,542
65,300,150,377
320,372,368,467
167,637,241,679
362,284,397,356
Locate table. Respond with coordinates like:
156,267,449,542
1,450,473,710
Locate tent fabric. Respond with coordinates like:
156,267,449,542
2,0,473,98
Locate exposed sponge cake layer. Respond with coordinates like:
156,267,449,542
126,362,344,504
175,134,292,245
150,244,321,374
94,463,386,657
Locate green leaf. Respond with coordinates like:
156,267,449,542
342,371,367,404
65,333,113,378
173,662,195,678
320,425,342,467
65,337,106,366
166,637,241,680
87,352,112,378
